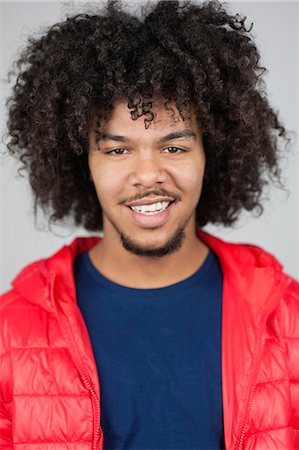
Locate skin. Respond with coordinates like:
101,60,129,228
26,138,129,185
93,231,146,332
88,97,209,289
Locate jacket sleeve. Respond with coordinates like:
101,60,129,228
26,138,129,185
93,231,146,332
279,277,299,444
0,392,13,449
0,293,14,449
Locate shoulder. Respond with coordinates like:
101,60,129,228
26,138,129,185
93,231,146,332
0,237,95,355
0,288,49,358
0,259,45,314
271,275,299,338
0,258,54,358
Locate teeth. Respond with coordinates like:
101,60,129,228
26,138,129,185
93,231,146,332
130,201,171,214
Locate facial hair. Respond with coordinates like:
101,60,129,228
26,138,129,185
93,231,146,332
104,208,196,258
120,225,186,257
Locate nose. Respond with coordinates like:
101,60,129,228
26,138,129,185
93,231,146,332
128,153,167,188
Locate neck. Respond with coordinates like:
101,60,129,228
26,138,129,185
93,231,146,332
88,230,209,289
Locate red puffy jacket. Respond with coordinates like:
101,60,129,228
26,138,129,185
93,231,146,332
1,230,299,449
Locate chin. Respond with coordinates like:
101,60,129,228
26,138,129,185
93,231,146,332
119,225,186,258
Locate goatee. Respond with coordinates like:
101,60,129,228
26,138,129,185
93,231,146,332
119,225,186,258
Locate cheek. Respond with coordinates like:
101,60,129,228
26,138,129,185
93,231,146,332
171,156,205,191
90,161,127,200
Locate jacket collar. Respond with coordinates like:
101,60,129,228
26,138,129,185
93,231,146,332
198,230,290,314
11,235,100,313
12,229,289,315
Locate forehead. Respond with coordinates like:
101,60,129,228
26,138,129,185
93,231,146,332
99,98,197,135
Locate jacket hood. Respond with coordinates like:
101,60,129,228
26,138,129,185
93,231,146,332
198,230,291,314
11,229,290,315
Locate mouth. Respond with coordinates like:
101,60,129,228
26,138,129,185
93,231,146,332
129,201,173,216
126,201,175,229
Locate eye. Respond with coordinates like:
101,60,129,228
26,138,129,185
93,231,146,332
164,146,185,154
106,148,128,155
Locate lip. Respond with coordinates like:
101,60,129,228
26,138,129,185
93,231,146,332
127,202,175,228
126,197,175,207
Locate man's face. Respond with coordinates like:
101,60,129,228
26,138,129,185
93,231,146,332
88,98,206,258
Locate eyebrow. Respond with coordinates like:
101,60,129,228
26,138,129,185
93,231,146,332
160,130,197,142
98,130,197,144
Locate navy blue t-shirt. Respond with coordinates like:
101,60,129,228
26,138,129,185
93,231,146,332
74,248,224,450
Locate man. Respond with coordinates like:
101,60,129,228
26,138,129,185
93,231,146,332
1,0,298,449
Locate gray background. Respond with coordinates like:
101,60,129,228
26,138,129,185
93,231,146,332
1,1,298,294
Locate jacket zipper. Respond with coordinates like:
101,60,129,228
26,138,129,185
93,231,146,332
49,275,101,450
63,317,101,450
235,331,266,450
237,384,257,449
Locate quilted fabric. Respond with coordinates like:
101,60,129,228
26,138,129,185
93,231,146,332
0,230,298,449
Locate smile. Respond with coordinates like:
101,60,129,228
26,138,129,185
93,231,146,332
129,201,171,215
127,201,175,228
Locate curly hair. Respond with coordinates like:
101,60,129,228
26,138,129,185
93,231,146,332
4,0,290,231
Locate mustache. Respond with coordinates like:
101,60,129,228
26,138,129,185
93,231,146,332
119,189,181,205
